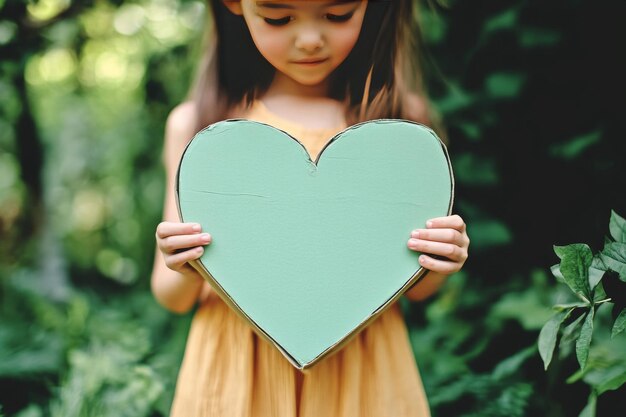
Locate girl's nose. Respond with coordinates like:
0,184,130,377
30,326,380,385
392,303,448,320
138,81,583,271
295,28,324,53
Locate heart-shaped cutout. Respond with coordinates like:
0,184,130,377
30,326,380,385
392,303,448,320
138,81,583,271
176,119,453,370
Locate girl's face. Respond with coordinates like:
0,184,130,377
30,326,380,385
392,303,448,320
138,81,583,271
224,0,368,91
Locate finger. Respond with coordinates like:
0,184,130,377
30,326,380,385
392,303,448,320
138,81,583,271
407,238,467,262
156,222,202,239
160,233,212,254
165,246,204,271
410,228,465,246
426,214,466,232
418,254,462,275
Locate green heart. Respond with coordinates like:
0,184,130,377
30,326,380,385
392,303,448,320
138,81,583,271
177,119,453,370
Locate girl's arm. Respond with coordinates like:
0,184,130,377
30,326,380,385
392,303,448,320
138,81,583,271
403,271,449,302
151,102,211,314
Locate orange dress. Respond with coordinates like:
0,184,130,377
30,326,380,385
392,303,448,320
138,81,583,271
169,101,431,417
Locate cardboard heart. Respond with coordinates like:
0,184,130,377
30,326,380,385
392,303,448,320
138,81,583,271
176,119,453,370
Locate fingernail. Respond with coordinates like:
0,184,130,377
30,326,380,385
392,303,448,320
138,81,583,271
408,238,419,249
419,255,426,264
201,233,211,242
411,230,420,238
196,246,204,253
426,221,433,228
192,224,201,232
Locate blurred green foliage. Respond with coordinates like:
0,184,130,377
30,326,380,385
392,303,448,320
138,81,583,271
1,0,624,416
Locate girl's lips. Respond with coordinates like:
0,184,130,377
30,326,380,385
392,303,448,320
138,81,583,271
292,58,328,65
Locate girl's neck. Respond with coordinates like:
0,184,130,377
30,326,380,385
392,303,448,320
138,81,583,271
266,72,330,100
258,73,347,131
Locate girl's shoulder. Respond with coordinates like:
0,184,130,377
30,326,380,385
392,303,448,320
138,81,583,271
162,101,202,165
166,101,199,142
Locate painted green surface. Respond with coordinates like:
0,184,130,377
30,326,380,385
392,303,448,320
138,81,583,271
177,120,453,366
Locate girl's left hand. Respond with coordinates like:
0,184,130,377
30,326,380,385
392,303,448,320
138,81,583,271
407,214,470,275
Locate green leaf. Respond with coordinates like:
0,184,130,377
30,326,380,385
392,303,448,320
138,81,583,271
420,9,447,44
588,266,604,291
554,244,593,301
553,302,588,310
581,361,626,394
591,255,607,270
13,404,42,417
492,345,536,379
436,85,474,113
596,372,626,395
453,153,499,186
538,308,572,370
560,311,586,346
576,308,595,370
601,242,626,280
549,130,601,159
467,220,512,250
609,210,626,243
612,308,626,338
566,367,586,384
484,8,517,33
490,288,554,330
550,263,565,283
519,28,562,48
485,72,526,98
578,392,596,417
458,122,481,141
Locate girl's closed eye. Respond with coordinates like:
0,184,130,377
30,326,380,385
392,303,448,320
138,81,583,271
325,11,355,23
263,16,292,26
263,12,355,26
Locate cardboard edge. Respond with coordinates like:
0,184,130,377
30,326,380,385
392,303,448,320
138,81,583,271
175,119,311,369
174,118,455,371
187,258,306,369
301,123,455,369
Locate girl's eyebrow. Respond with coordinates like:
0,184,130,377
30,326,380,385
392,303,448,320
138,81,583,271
256,2,296,10
256,1,359,10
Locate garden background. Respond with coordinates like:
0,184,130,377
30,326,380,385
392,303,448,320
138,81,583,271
1,0,625,416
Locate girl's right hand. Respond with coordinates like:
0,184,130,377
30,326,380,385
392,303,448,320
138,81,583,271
155,222,212,275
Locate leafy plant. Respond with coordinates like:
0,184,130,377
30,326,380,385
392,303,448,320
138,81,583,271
538,210,626,416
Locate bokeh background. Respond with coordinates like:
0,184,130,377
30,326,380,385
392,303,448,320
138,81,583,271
1,0,625,416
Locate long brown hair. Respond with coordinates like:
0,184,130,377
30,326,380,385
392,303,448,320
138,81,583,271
189,0,439,133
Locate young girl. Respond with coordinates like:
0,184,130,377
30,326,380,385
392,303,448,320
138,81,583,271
152,1,470,415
